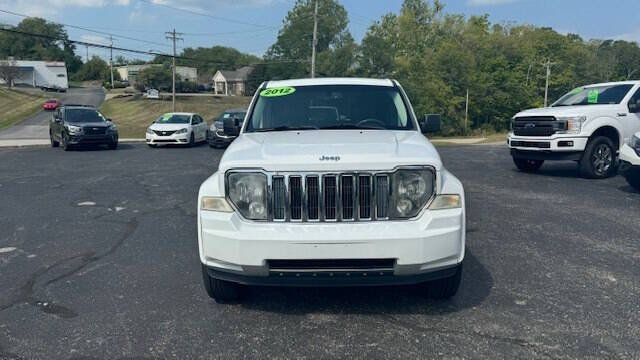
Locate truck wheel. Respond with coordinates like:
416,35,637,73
513,157,544,172
50,131,59,147
427,264,462,299
201,265,244,303
580,136,616,179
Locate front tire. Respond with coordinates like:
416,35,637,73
427,264,463,299
188,132,195,147
61,133,71,151
108,137,118,150
201,265,244,303
513,157,544,172
50,131,59,148
580,136,617,179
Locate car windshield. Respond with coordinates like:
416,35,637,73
552,84,633,107
245,85,414,132
155,114,191,124
46,100,57,104
65,108,106,123
220,112,246,121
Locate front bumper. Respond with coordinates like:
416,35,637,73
508,134,588,153
146,132,189,145
67,133,117,145
199,206,465,285
208,129,236,146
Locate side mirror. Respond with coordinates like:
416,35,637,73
223,117,241,136
420,114,441,134
106,118,112,122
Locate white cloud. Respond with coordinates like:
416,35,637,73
467,0,517,6
0,0,129,17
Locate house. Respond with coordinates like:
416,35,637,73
116,64,198,85
213,66,254,96
0,60,68,89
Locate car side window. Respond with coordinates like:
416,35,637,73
628,89,640,112
191,116,198,125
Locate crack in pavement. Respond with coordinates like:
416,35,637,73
0,217,139,316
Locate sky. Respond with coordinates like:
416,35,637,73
0,0,639,62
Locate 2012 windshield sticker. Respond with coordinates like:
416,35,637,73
260,87,296,97
587,89,599,104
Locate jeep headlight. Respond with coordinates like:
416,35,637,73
630,134,640,156
227,172,267,220
391,169,435,219
175,128,188,134
557,116,585,134
67,125,82,134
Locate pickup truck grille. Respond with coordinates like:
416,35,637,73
269,172,401,222
512,116,560,136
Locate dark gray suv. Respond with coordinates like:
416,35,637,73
50,105,119,151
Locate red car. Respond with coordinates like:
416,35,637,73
43,99,61,111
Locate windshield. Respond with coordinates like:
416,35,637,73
46,100,57,104
155,114,191,124
552,84,633,107
245,85,414,132
219,112,246,121
65,108,106,123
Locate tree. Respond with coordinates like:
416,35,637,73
135,65,174,91
265,0,355,79
0,59,20,87
0,18,82,73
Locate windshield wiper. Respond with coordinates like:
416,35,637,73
319,124,385,130
253,126,318,132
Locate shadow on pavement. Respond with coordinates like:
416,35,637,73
237,250,492,315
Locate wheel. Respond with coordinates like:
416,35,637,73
426,264,462,299
50,131,59,148
61,133,71,151
580,136,617,179
622,170,640,192
108,137,118,150
201,265,244,303
188,132,195,147
513,157,544,172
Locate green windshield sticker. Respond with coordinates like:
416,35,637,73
568,87,583,95
260,87,296,97
587,89,599,104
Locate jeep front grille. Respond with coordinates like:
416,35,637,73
265,171,418,222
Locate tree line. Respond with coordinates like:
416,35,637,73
1,0,640,134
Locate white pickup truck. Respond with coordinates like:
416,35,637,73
508,81,640,178
197,78,466,302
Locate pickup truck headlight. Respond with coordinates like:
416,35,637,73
175,128,188,134
67,125,82,134
630,134,640,156
227,172,268,220
557,116,585,134
391,169,435,219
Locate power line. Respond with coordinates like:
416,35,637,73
0,27,310,68
0,8,172,49
138,0,274,29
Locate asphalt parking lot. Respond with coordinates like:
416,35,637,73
0,143,638,359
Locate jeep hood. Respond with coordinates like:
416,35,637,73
218,130,442,172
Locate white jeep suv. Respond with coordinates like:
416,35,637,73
197,78,466,302
508,81,640,178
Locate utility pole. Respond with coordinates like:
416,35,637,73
465,88,469,135
542,58,556,107
165,29,184,112
86,45,89,63
310,0,319,78
109,36,114,89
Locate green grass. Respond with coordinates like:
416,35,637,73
100,95,251,138
0,88,53,130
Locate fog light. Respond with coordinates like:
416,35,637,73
558,141,574,147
